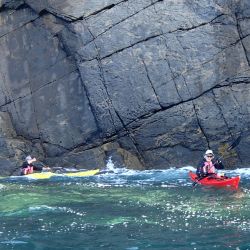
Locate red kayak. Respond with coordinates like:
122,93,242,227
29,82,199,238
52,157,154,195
189,171,240,189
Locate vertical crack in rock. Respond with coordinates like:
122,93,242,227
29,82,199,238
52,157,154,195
235,13,250,66
97,51,146,166
163,55,183,102
51,16,144,162
212,87,245,162
182,76,210,148
222,83,247,163
0,69,11,107
53,26,103,137
2,3,101,154
1,70,22,130
85,24,123,133
28,78,46,153
211,90,233,138
84,21,146,166
97,61,121,131
229,82,249,137
211,88,243,163
156,42,247,96
77,71,102,137
192,101,210,149
141,59,163,109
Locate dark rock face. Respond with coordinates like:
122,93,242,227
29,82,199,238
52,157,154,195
0,0,250,175
0,111,43,175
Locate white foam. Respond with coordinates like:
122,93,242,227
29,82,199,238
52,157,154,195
179,166,196,171
28,205,57,212
0,240,27,245
106,157,115,171
231,168,250,174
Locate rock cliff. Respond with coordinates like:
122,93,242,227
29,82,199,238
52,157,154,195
0,0,250,175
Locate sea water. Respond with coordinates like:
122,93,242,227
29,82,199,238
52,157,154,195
0,165,250,250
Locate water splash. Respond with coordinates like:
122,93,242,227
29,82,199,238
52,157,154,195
106,157,116,172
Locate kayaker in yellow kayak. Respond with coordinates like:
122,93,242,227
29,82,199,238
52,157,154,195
196,150,224,178
20,155,50,175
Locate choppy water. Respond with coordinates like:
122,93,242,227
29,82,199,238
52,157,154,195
0,165,250,250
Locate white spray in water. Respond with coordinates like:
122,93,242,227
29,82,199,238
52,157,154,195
106,157,115,172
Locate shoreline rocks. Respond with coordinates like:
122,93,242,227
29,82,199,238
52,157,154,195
0,0,250,175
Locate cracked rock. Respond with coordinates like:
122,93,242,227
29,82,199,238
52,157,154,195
0,0,250,173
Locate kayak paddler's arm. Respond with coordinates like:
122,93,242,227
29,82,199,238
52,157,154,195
196,159,206,176
33,162,51,171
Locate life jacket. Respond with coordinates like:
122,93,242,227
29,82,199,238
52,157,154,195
21,166,34,175
203,161,215,174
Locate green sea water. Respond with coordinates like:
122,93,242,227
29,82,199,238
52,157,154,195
0,167,250,250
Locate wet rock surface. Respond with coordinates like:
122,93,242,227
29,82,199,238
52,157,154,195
0,0,250,175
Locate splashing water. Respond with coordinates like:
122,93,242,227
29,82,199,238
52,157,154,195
107,157,114,167
106,156,116,172
0,164,250,250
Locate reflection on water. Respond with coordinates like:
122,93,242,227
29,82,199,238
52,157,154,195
0,167,250,250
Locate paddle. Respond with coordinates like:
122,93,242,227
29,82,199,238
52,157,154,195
192,175,208,187
192,134,242,187
33,161,51,172
216,134,242,162
226,134,242,151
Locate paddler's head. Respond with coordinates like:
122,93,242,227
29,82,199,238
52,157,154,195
25,155,37,164
204,149,214,162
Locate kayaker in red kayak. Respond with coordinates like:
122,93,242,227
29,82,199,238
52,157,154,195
196,150,224,178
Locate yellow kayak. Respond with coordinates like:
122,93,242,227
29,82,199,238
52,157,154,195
1,169,100,180
26,169,100,179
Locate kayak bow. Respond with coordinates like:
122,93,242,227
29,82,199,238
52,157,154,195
189,171,240,189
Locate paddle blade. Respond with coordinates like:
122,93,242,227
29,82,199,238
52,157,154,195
192,181,198,187
227,134,242,151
